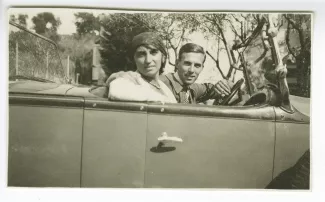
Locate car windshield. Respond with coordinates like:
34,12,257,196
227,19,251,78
9,22,66,84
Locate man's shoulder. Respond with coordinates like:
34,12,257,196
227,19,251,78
159,72,174,83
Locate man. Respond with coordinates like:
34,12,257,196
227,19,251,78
106,43,233,104
159,43,232,104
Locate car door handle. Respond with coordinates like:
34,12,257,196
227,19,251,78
157,132,183,143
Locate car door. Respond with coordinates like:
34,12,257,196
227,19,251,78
8,94,84,187
81,99,148,187
144,103,276,188
272,107,310,179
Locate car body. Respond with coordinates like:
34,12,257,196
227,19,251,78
7,21,310,189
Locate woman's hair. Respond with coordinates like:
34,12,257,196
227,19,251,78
178,43,206,63
130,32,167,74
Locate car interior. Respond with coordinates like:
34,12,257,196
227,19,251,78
89,80,281,108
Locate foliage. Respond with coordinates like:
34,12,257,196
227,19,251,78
192,13,311,97
74,12,100,36
8,24,65,83
99,13,152,75
99,13,199,75
192,13,266,94
283,14,311,97
11,11,309,95
71,12,309,96
59,33,97,61
58,33,97,84
31,12,62,42
10,14,28,27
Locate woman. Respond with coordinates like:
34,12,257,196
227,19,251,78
108,32,177,103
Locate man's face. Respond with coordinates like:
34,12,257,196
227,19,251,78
176,52,205,86
134,45,163,78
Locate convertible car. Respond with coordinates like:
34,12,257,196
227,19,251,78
7,21,310,189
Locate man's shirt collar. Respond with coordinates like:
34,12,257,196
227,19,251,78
174,72,184,85
173,72,192,92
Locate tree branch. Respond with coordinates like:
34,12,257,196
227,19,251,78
176,28,185,48
231,14,242,24
169,60,175,66
167,37,177,50
284,14,306,51
240,14,248,20
284,15,299,30
200,22,223,41
254,43,269,64
277,17,284,31
232,17,266,50
252,14,258,22
208,16,236,78
285,22,297,58
165,18,175,35
206,51,226,79
224,18,243,42
174,47,178,59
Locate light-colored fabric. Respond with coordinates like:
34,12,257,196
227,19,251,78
108,72,177,103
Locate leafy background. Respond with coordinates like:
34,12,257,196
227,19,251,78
8,10,311,97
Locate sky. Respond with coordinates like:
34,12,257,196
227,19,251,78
8,8,110,35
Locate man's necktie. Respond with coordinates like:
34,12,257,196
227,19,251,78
180,87,190,104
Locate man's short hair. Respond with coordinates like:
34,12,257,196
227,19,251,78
178,43,206,63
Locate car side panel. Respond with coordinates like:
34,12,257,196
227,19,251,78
8,95,84,187
273,108,310,178
144,104,276,188
81,100,147,188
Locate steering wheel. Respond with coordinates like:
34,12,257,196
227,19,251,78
216,78,245,105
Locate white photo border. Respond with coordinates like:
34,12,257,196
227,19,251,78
1,0,324,202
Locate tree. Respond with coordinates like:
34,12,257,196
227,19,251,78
58,33,97,85
192,13,239,81
97,12,311,98
98,13,197,75
74,12,100,36
283,14,311,97
9,24,65,81
192,13,266,94
31,12,61,42
10,14,28,27
98,13,152,76
58,12,104,85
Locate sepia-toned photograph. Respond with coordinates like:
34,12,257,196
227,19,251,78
7,7,311,189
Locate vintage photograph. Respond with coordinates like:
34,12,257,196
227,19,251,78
7,7,311,189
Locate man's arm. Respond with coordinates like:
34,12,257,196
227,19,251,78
192,83,218,103
193,79,233,103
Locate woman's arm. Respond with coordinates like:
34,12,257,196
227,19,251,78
108,78,163,102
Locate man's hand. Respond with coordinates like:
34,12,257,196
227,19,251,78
106,71,142,87
214,79,234,98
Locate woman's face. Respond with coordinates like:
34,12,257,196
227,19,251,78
134,45,164,78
